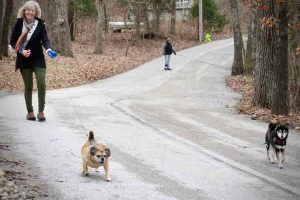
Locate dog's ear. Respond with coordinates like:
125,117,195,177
283,122,290,128
105,148,111,157
90,146,97,156
269,122,277,131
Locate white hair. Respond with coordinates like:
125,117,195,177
17,0,42,18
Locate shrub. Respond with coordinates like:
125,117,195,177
190,0,228,32
69,0,97,17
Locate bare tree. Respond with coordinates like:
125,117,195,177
95,0,104,54
39,0,73,57
0,0,4,60
270,1,289,114
253,4,274,108
288,0,300,111
103,1,109,33
68,0,75,41
142,2,150,32
244,10,254,74
134,5,141,40
170,0,176,34
118,0,148,40
152,0,161,39
230,0,244,75
133,0,149,40
244,8,258,75
251,0,289,115
251,9,258,73
2,0,13,57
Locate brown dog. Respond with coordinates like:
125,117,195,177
81,131,111,181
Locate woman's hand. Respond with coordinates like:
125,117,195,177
46,48,52,58
46,48,57,58
22,49,31,57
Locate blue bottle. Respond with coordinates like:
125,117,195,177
47,50,57,58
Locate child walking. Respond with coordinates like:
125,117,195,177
163,38,176,70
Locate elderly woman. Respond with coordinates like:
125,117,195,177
10,0,54,121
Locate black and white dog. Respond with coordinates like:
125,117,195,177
265,123,289,169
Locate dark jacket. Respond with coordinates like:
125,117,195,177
10,17,52,71
163,41,176,55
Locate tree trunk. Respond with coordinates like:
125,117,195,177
269,2,289,114
230,0,244,75
103,1,108,33
39,0,73,57
68,0,75,41
95,0,104,54
2,0,13,56
0,0,4,60
134,6,141,40
288,0,300,111
152,0,161,39
253,5,274,108
244,14,252,74
2,0,13,57
251,9,258,74
142,3,150,33
170,0,176,34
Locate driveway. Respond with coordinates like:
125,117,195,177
0,38,299,200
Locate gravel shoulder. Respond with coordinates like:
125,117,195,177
0,131,60,199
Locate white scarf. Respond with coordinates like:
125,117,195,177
19,19,38,52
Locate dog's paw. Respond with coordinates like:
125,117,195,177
105,177,112,182
81,172,89,176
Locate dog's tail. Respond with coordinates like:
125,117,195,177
88,131,95,141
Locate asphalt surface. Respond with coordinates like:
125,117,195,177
0,38,300,200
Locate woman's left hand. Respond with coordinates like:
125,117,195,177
46,49,52,57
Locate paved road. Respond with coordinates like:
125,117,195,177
1,39,300,200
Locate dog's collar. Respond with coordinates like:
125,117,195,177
273,136,287,146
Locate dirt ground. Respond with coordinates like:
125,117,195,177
0,138,59,200
226,75,300,131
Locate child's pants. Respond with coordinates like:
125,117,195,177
164,55,171,67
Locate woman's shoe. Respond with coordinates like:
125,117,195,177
37,112,46,122
26,112,36,121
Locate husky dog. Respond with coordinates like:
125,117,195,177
265,123,289,169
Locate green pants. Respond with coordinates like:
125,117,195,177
20,67,46,113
